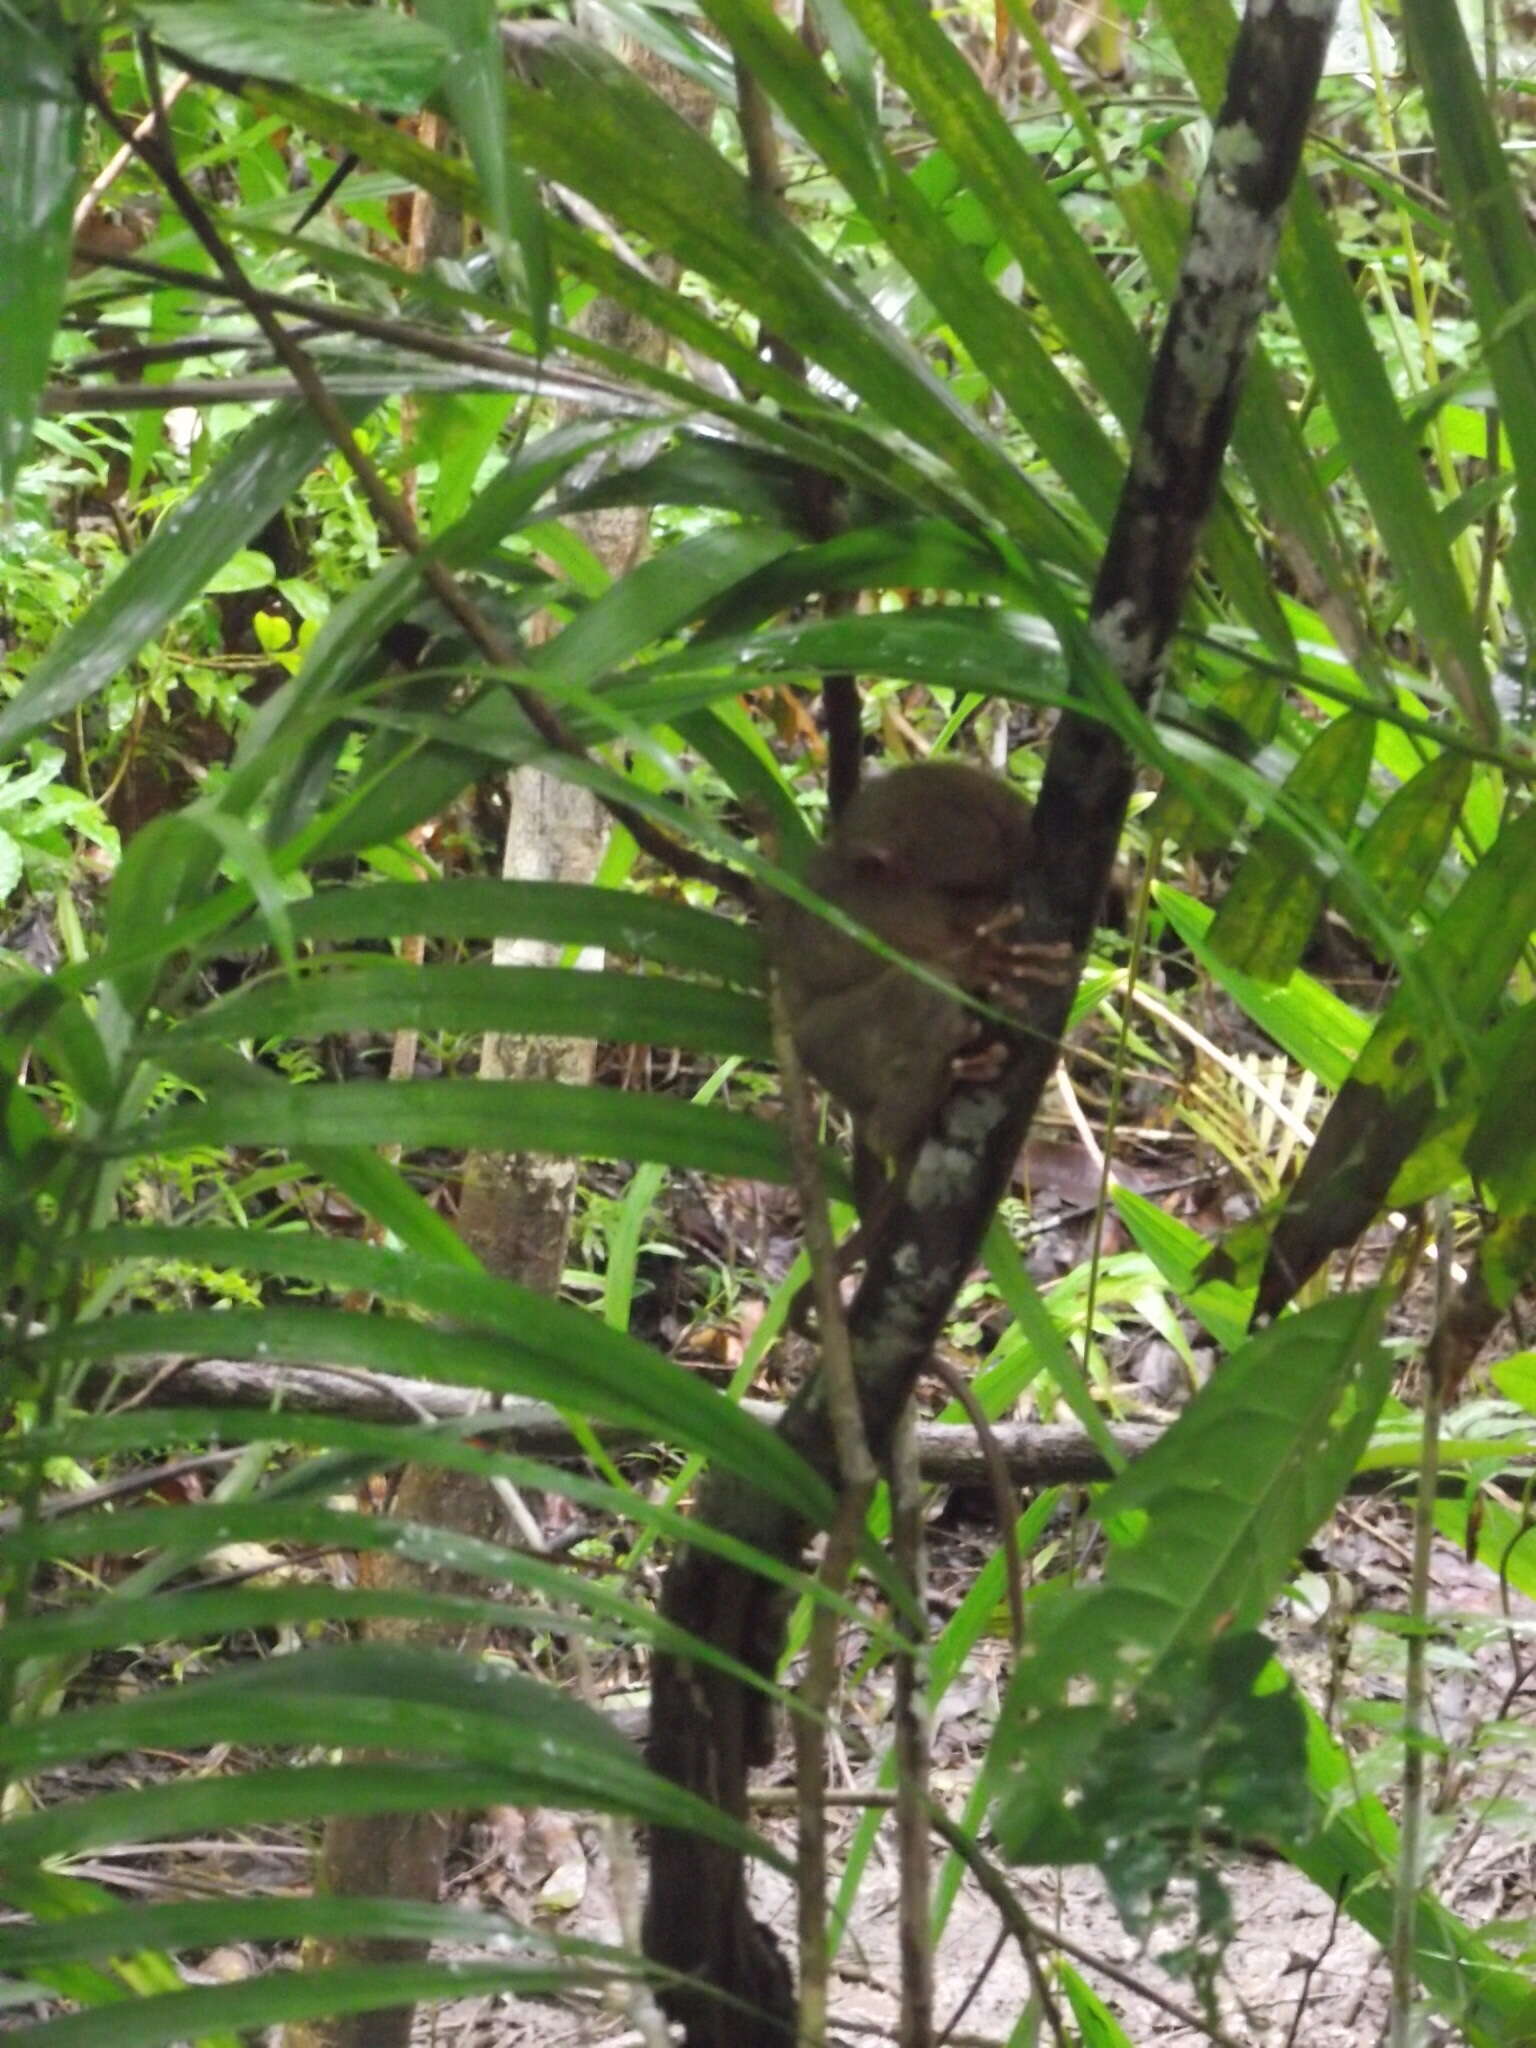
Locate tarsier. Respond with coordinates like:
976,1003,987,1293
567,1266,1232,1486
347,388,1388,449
768,761,1053,1213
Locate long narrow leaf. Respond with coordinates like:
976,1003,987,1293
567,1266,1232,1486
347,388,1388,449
116,1077,791,1183
218,879,764,985
1401,0,1536,625
0,11,83,499
159,963,771,1060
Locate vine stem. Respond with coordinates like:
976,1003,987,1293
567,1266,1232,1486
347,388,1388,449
1389,1199,1453,2047
769,982,875,2044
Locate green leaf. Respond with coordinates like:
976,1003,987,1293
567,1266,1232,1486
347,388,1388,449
53,1232,823,1505
24,1240,825,1514
118,1076,791,1184
700,519,1036,627
106,808,295,1022
238,421,618,788
491,27,1084,567
1465,1005,1536,1207
1401,0,1536,627
567,435,845,529
0,1762,541,1871
1109,1187,1249,1350
1491,1351,1536,1417
0,9,83,500
220,879,764,986
1256,805,1536,1318
1353,750,1472,929
998,1631,1310,1938
1209,712,1376,982
1279,198,1496,739
0,1642,780,1859
0,1961,611,2047
1094,1292,1390,1581
1058,1962,1135,2048
1287,1696,1536,2044
304,1138,483,1267
4,1400,847,1613
415,393,517,535
0,973,115,1115
661,606,1068,703
982,1220,1123,1466
417,0,552,350
825,0,1293,660
993,1293,1392,1850
0,1573,765,1698
0,1525,776,1724
0,1584,619,1667
698,0,1126,535
0,1873,198,2019
0,1889,620,1975
543,525,800,684
133,0,452,104
162,963,771,1061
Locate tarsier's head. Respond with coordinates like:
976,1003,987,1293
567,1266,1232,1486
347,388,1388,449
827,761,1034,903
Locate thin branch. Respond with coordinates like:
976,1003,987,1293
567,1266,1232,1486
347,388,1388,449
64,243,652,410
72,68,190,227
770,990,873,1497
44,368,650,416
69,324,325,372
1282,1884,1346,2048
891,1398,934,2048
793,1483,872,2048
1389,1199,1453,2048
927,1356,1023,1654
771,982,874,2046
924,1811,1067,2048
933,1924,1007,2048
0,1448,244,1532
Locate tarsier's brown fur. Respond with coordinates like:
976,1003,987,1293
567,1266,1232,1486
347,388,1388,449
767,761,1046,1190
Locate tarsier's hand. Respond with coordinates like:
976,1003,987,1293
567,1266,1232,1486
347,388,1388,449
948,1031,1011,1086
970,903,1077,1003
948,922,1075,1085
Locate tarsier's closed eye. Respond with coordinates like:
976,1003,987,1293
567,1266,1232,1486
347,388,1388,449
849,845,907,883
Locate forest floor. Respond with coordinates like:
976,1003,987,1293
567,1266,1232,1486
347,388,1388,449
449,1494,1535,2048
5,1402,1531,2044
